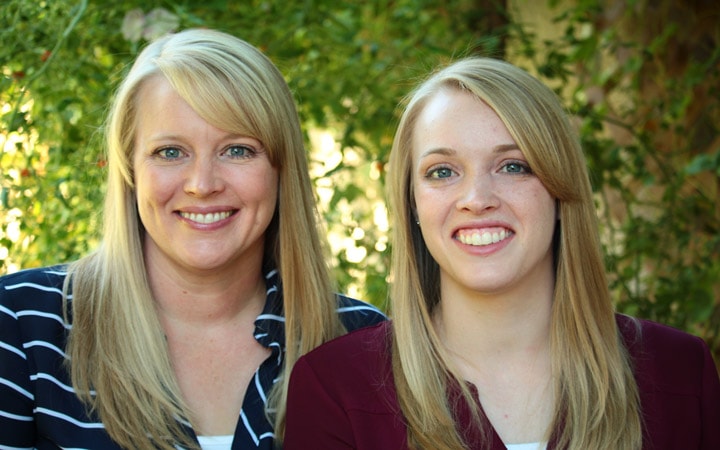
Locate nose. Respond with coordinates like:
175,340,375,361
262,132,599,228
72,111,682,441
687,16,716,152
184,157,224,197
456,173,500,213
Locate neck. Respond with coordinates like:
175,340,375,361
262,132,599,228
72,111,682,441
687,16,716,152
147,254,267,328
434,275,554,366
434,277,557,445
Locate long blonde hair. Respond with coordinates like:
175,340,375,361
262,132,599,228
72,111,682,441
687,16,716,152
64,29,343,449
387,57,642,449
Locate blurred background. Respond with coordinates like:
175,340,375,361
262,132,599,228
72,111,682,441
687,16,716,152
1,0,718,362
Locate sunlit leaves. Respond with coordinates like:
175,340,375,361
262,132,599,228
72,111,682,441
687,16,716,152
1,1,717,363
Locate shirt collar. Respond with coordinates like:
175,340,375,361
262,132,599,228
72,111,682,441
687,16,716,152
253,268,285,357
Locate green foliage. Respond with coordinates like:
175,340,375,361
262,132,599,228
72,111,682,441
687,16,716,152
515,0,720,359
1,0,718,361
1,0,504,303
1,0,112,269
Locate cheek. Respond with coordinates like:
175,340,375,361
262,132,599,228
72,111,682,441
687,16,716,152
412,187,430,221
413,186,442,211
135,166,174,207
414,187,449,221
264,183,279,214
259,169,278,201
240,168,278,211
524,190,556,232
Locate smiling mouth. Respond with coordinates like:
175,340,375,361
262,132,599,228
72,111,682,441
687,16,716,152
456,228,513,246
179,211,233,224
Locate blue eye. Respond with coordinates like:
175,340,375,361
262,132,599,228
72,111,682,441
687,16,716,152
502,161,532,174
429,167,454,179
156,147,183,159
225,145,254,159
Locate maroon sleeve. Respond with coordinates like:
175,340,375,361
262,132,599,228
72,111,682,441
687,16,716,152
284,323,409,450
622,316,720,449
284,355,357,449
699,343,720,450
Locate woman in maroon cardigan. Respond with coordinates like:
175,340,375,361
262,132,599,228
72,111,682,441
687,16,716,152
283,57,720,449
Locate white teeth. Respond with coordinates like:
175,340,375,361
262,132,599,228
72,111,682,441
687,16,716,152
181,211,231,224
458,229,509,246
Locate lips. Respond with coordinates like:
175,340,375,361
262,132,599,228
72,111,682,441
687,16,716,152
179,210,234,224
455,227,513,246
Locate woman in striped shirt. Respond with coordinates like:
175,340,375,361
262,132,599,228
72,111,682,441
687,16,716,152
0,28,385,450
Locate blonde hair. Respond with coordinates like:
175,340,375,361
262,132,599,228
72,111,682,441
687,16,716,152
64,29,343,449
387,57,642,449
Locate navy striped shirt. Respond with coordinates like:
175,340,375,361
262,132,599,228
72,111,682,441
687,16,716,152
0,266,386,449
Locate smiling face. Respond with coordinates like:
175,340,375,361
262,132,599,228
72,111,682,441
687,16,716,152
411,88,557,298
133,75,278,275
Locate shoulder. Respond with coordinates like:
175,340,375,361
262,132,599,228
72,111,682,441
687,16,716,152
0,265,69,310
0,265,68,287
617,314,720,448
296,321,393,388
286,322,407,448
0,265,70,337
617,313,718,393
618,314,710,367
291,321,396,413
336,294,387,332
308,320,391,361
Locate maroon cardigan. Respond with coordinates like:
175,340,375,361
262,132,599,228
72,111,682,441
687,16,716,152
284,316,720,449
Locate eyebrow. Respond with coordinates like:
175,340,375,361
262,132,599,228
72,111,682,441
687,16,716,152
418,143,520,159
418,147,455,159
493,143,521,153
146,132,259,144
